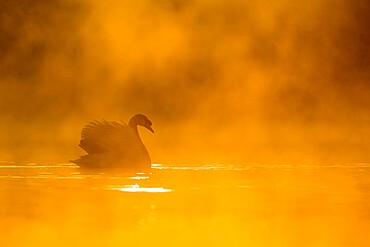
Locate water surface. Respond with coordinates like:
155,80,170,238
0,162,369,247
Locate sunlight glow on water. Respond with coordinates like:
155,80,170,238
110,184,173,193
128,176,150,180
0,162,369,247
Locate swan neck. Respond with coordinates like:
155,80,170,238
130,118,144,141
129,117,137,128
129,121,139,134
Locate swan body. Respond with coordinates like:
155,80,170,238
72,114,153,170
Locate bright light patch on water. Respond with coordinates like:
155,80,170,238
129,176,150,180
110,184,172,193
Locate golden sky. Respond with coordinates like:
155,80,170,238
0,0,369,164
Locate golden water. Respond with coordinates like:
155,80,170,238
0,163,369,247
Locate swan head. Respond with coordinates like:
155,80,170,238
129,114,154,133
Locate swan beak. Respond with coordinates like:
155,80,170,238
147,126,154,133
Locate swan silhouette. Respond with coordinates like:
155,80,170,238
72,114,154,170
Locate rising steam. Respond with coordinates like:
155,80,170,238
0,0,369,164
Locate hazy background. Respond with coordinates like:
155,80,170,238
0,0,369,164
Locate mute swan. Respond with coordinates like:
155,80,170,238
72,114,154,170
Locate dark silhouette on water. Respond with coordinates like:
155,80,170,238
71,114,154,170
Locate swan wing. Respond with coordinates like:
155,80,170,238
79,120,137,154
